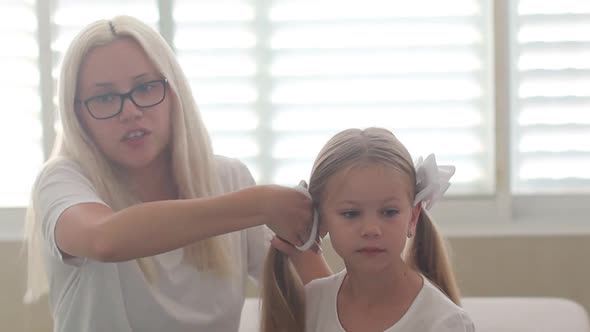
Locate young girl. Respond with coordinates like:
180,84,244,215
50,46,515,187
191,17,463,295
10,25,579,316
261,127,474,332
24,15,329,332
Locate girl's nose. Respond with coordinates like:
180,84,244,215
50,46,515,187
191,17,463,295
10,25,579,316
360,218,382,238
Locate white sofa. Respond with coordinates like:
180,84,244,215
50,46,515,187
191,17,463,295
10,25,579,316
239,297,590,332
462,297,590,332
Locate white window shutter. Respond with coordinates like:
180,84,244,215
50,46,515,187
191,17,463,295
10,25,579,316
53,0,159,62
268,0,492,195
512,0,590,193
174,0,493,194
173,1,262,180
0,0,42,206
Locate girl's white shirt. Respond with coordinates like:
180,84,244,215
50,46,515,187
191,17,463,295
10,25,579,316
305,269,475,332
34,155,272,332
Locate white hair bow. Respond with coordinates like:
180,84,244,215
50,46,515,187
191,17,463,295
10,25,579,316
413,154,455,210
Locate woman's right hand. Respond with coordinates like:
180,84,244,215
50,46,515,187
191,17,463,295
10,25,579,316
257,185,314,247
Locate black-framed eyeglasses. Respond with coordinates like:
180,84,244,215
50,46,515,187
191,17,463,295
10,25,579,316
81,79,168,120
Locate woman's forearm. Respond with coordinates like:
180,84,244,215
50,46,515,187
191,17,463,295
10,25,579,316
93,186,265,261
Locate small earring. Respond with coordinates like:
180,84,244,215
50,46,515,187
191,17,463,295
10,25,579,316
407,231,413,239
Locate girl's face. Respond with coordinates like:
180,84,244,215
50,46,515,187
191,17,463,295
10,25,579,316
320,162,421,273
75,37,173,171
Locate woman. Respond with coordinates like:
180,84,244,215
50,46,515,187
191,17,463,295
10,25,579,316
24,15,329,332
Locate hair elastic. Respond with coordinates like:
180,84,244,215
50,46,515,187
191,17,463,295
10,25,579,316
293,180,319,252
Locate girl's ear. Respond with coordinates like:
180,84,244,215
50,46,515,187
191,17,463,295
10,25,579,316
409,201,422,237
318,212,328,238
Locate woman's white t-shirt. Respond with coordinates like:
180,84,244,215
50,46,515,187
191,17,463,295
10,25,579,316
305,269,475,332
34,155,271,332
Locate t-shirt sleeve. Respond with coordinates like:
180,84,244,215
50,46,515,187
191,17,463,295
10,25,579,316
33,160,107,266
434,311,476,332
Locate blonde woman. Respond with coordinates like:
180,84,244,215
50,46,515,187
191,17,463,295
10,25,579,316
262,128,474,332
24,16,330,332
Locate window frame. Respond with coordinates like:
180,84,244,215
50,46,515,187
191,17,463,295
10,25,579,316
3,0,590,239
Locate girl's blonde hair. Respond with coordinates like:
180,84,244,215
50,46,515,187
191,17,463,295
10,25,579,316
24,15,233,303
261,127,461,332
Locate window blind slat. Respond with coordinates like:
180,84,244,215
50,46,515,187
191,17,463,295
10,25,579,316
269,1,490,194
173,0,260,176
0,1,41,206
513,1,590,193
173,0,492,193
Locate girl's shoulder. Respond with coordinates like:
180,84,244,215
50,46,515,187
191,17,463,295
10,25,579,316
304,269,346,329
420,277,464,309
408,277,474,331
305,269,346,296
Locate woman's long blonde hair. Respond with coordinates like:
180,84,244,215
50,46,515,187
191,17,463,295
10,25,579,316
260,127,461,332
24,15,232,303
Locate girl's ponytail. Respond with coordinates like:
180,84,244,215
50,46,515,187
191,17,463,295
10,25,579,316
406,209,462,305
260,247,305,332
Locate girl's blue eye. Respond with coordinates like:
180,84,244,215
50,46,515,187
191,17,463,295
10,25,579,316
341,210,360,218
382,209,399,217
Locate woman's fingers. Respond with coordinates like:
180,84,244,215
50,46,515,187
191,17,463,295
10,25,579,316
262,185,314,247
270,236,298,256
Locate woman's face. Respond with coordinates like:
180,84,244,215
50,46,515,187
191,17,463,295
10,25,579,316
76,37,173,170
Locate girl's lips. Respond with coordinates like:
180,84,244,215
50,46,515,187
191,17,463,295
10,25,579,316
357,247,385,254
